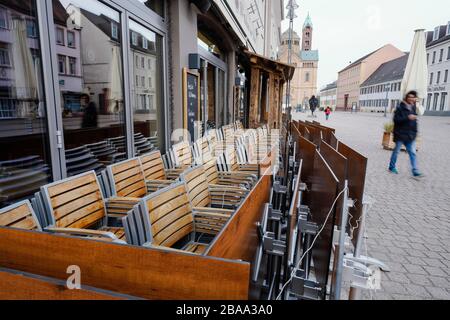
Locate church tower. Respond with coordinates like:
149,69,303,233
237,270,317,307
302,13,313,51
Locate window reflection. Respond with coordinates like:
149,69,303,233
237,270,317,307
137,0,165,19
55,0,129,176
0,0,51,208
129,19,164,152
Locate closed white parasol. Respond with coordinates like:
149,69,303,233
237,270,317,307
401,29,428,116
108,45,123,114
12,18,38,118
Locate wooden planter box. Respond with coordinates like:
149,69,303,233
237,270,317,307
382,132,421,152
382,132,395,150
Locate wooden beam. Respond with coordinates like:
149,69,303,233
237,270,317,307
0,227,250,300
0,268,135,300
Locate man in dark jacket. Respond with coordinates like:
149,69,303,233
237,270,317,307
309,95,319,117
388,91,422,177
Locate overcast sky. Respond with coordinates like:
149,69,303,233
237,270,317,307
281,0,450,89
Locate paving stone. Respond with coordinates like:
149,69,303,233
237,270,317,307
404,284,432,298
428,276,450,289
293,112,450,301
423,266,448,277
425,287,450,300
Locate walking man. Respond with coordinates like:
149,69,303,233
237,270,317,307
388,90,422,178
309,95,318,118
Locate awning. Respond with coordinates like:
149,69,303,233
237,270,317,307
243,49,296,81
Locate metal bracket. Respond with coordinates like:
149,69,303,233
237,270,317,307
263,232,286,256
290,269,322,300
298,212,318,236
342,258,382,290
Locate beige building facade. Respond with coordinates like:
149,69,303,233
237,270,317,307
279,14,319,109
336,44,405,111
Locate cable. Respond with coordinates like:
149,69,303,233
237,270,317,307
276,186,349,300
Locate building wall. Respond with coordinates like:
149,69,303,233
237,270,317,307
279,51,319,108
319,88,337,110
337,45,405,110
359,80,403,113
425,39,450,113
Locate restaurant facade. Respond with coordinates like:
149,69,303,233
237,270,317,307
0,0,292,209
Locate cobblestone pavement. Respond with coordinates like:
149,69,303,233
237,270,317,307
293,111,450,300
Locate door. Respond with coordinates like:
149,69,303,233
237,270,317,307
344,94,349,111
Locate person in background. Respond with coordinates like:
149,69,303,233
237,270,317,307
81,94,98,129
309,95,319,118
388,90,422,178
325,106,332,121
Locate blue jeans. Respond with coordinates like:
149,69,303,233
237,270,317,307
389,140,419,174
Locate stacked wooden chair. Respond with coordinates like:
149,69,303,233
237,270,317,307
197,151,256,189
171,140,194,170
181,165,247,211
123,182,231,254
39,171,140,243
139,151,182,193
0,200,42,231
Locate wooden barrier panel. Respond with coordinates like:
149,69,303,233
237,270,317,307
292,125,302,161
297,135,317,206
320,141,348,226
286,160,303,267
0,268,133,300
206,173,271,264
337,142,368,247
309,151,339,293
0,227,250,300
330,132,338,150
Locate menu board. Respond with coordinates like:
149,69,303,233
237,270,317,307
183,68,200,142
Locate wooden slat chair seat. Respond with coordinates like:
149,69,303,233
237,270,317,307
106,158,148,198
0,200,41,231
199,152,256,189
172,141,194,169
181,166,247,210
124,182,230,254
139,151,182,193
41,171,139,243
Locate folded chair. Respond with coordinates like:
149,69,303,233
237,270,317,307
0,200,41,231
171,140,194,170
198,151,256,188
40,171,138,243
181,165,247,211
105,158,148,198
139,151,182,193
124,182,230,254
221,148,260,178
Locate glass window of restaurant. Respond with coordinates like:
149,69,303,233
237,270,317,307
197,31,227,130
0,0,168,209
0,0,52,209
53,0,127,177
129,18,165,152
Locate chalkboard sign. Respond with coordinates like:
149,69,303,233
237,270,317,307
183,68,201,142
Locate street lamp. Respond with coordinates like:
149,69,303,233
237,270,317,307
284,0,298,122
384,83,391,117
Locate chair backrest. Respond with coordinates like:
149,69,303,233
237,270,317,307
41,171,106,229
181,166,211,208
172,141,192,168
139,151,167,181
193,137,210,163
107,158,147,198
198,152,219,185
138,182,194,248
225,149,240,172
0,200,41,231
